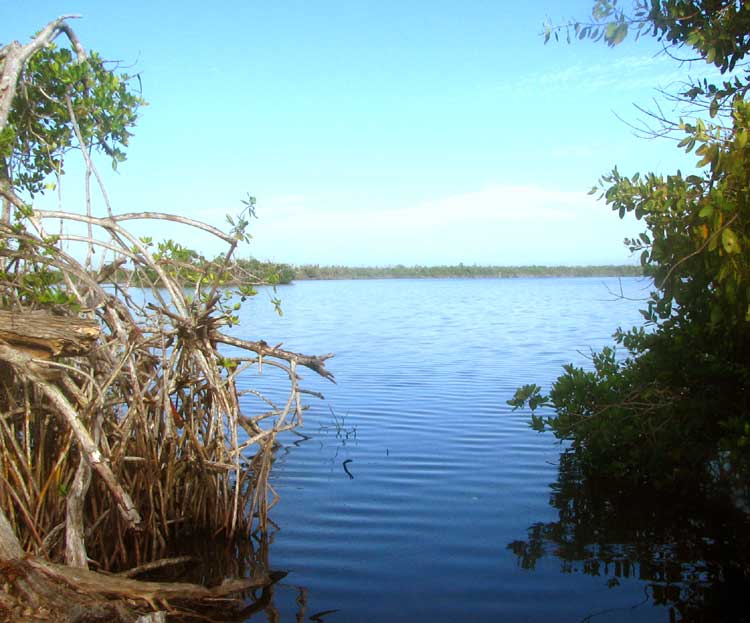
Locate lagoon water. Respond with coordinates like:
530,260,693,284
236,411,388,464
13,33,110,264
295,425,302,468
223,277,736,623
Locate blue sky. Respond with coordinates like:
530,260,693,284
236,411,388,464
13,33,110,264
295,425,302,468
2,1,711,266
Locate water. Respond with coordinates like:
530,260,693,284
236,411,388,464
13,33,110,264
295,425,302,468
218,277,745,622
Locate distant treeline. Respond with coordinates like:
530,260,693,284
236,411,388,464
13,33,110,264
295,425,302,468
103,259,642,286
291,263,643,280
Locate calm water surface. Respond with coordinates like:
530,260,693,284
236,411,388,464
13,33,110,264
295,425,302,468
221,277,743,623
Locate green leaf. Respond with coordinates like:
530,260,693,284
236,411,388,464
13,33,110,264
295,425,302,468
611,23,628,45
737,129,748,149
686,29,702,46
696,145,716,168
709,97,719,118
722,228,740,254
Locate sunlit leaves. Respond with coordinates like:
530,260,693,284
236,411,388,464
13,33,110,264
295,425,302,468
736,128,749,149
4,44,143,197
721,228,741,254
0,127,15,159
605,21,628,46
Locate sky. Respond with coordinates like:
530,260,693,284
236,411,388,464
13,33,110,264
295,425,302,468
1,1,714,266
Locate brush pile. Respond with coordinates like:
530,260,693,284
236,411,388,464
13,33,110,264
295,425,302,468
0,16,333,622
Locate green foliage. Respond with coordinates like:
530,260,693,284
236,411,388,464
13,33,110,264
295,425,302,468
1,33,142,314
515,1,750,487
233,257,295,285
226,194,257,244
6,45,142,197
509,337,734,482
0,221,81,311
551,0,750,72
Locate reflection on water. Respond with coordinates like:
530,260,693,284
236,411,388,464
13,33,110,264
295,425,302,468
509,451,750,623
144,424,361,623
211,278,750,621
142,519,323,622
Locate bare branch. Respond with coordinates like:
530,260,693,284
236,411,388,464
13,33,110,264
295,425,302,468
35,209,236,244
215,334,336,382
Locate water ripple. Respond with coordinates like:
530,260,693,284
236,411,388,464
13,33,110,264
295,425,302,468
229,278,658,622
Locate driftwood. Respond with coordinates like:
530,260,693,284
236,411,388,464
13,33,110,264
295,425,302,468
31,558,274,605
0,310,100,359
0,556,281,623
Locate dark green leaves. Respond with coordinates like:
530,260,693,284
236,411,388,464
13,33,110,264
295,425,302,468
507,384,548,412
0,127,15,158
520,0,750,485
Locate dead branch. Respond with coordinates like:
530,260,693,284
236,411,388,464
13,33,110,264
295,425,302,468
216,334,335,382
30,557,274,603
0,310,100,358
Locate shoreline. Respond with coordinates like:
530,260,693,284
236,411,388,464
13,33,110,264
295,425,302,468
289,264,643,281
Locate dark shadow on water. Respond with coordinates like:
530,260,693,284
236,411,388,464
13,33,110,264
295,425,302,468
139,528,333,623
143,430,342,623
508,450,750,623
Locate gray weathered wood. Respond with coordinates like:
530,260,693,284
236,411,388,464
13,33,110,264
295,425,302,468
0,309,100,358
0,506,23,561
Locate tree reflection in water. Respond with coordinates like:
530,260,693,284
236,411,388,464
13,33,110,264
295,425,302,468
508,451,750,622
133,527,326,623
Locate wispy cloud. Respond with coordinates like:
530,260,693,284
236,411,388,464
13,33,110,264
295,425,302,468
248,184,642,266
511,54,706,97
